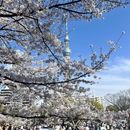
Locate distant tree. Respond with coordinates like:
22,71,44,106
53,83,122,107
106,105,118,112
90,98,104,111
105,89,130,111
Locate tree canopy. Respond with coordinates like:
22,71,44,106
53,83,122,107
0,0,130,129
105,89,130,111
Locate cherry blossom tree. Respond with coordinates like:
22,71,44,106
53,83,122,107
0,0,130,128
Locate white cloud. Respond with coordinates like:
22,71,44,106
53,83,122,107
105,58,130,74
89,57,130,96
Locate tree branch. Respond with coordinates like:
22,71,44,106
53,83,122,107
49,0,81,9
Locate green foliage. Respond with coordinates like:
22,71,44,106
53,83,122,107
106,105,118,112
90,99,104,111
0,103,6,113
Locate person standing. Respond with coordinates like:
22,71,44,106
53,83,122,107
0,126,2,130
127,113,130,130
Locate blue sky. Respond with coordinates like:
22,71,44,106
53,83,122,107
69,4,130,96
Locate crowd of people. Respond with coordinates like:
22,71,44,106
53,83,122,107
52,120,130,130
0,120,130,130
